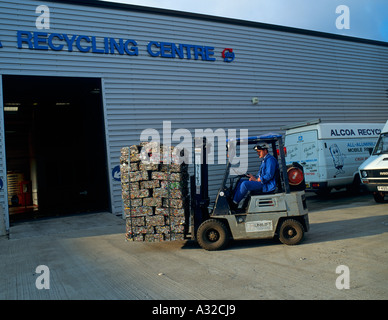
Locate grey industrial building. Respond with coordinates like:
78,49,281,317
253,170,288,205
1,0,387,234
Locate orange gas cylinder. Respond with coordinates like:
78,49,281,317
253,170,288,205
287,166,304,186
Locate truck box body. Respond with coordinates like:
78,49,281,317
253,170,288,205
359,120,388,201
284,120,384,193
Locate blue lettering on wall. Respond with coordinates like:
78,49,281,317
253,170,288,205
48,33,64,51
147,41,159,57
91,36,105,54
172,43,183,58
146,41,216,61
16,30,232,62
17,30,139,57
34,31,49,50
110,38,124,54
76,35,91,52
17,30,33,49
124,39,138,56
63,34,77,52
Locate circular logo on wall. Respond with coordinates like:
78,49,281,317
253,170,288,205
112,165,121,181
222,48,235,63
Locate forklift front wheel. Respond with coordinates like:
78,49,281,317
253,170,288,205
278,219,304,246
197,219,230,251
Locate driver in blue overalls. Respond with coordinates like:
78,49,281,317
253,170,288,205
232,143,279,209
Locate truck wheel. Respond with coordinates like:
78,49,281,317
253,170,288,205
373,192,385,203
197,219,230,251
347,174,361,194
279,219,304,245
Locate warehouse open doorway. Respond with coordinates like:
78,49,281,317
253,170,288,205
2,75,110,221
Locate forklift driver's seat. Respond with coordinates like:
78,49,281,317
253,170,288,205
241,168,281,210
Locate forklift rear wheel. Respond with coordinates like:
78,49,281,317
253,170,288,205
278,219,304,245
197,219,230,251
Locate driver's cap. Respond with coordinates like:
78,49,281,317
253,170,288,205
253,143,269,151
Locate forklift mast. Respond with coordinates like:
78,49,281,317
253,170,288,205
190,137,210,238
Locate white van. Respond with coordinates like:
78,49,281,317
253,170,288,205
359,120,388,202
283,119,384,194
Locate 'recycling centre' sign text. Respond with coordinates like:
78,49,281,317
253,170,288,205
14,30,236,63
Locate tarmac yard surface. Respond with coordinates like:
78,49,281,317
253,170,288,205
0,191,387,300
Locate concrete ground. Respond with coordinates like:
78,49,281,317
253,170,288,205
0,191,387,300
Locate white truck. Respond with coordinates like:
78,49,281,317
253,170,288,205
283,119,384,195
359,120,388,202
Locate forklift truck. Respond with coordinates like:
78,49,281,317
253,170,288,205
189,134,309,251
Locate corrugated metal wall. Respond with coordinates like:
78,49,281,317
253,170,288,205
1,0,388,219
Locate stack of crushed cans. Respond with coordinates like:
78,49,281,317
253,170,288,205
120,142,189,242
